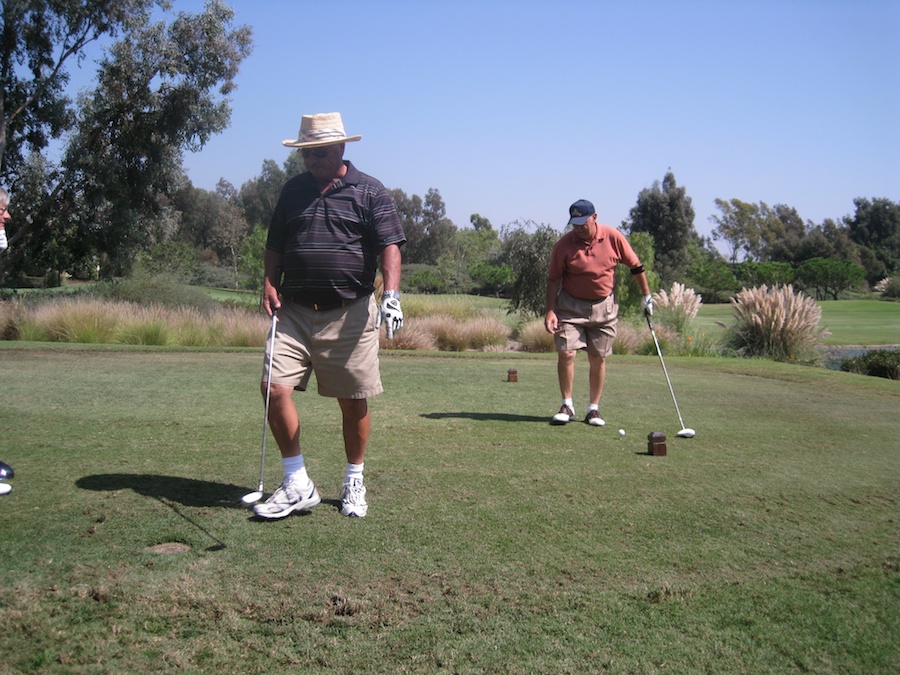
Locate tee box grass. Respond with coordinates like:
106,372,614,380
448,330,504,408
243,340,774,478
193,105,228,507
0,345,898,672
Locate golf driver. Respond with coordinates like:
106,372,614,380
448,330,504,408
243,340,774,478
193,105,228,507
645,314,696,438
242,311,278,505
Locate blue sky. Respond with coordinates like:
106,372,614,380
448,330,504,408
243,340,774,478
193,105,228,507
172,0,898,241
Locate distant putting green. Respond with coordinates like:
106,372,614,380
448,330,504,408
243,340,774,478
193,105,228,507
695,299,900,346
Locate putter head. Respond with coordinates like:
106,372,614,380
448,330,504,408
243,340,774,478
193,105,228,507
0,460,13,479
677,428,696,438
241,490,263,505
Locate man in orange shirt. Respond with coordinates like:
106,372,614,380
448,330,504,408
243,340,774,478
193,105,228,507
544,199,653,426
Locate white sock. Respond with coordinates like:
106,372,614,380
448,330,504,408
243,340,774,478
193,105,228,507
345,462,364,485
588,403,599,412
562,398,574,412
283,455,312,488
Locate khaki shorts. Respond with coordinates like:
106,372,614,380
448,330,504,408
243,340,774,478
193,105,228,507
553,289,618,356
262,296,383,399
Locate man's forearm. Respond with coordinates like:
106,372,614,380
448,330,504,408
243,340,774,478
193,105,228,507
636,272,650,297
264,250,283,290
545,279,560,314
381,244,401,292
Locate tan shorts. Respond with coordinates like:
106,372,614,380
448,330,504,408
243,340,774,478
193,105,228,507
553,289,618,356
262,296,383,399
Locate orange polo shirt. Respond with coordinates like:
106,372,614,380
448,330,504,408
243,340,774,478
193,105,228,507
548,224,642,300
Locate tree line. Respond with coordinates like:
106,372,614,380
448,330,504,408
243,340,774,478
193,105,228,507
2,2,897,311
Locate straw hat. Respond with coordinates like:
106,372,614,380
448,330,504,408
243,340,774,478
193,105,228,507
282,112,362,148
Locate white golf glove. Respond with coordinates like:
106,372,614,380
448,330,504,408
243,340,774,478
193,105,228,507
641,294,654,317
0,229,7,251
376,291,403,339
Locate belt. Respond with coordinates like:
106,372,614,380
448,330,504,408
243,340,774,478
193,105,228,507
575,295,608,304
290,296,364,312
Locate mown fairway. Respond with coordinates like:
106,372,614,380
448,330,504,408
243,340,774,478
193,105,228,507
694,299,900,346
0,345,898,673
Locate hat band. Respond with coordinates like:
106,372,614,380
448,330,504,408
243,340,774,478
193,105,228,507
300,129,347,142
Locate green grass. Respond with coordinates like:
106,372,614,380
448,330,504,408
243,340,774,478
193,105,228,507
695,299,900,346
198,286,260,307
0,345,898,672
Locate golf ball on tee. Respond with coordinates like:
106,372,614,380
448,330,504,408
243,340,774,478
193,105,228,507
618,429,626,437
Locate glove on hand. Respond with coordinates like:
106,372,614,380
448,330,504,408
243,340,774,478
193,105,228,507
376,293,404,339
641,294,654,317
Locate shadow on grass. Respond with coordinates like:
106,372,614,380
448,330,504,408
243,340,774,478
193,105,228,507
76,473,247,508
76,474,261,551
422,412,549,423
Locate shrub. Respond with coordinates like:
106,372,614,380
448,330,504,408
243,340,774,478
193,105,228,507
653,282,702,334
880,278,900,299
404,314,509,352
404,267,446,294
3,296,268,348
517,319,554,353
612,322,642,355
401,295,486,321
118,317,172,346
23,298,121,343
94,274,220,313
840,349,900,380
680,329,722,357
170,314,213,346
416,315,473,351
725,284,827,363
379,321,438,351
635,322,679,356
0,299,23,340
206,308,268,347
463,317,509,351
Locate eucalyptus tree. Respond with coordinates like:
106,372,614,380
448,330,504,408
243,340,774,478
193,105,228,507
388,187,456,265
844,197,899,284
710,198,762,265
0,0,252,281
625,171,697,283
499,219,559,316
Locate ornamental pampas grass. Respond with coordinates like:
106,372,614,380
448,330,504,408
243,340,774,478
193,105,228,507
653,282,702,334
726,284,828,363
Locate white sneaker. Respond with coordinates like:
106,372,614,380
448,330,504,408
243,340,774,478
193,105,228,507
253,480,321,519
340,479,368,518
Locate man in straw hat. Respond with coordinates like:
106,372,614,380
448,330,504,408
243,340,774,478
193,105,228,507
544,199,653,427
255,112,406,519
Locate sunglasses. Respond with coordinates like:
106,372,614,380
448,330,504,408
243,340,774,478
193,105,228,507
300,147,332,158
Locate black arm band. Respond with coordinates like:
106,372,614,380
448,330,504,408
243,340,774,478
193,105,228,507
630,265,644,275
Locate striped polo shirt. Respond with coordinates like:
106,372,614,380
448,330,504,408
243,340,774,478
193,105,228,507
267,161,406,305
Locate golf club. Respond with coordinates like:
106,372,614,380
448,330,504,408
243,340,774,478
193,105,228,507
0,460,13,479
242,310,278,504
645,314,696,438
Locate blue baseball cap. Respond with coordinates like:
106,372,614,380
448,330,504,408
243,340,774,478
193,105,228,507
567,199,595,226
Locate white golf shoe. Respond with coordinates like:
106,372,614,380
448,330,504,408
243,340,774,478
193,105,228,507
253,480,321,519
551,404,575,425
584,409,606,426
339,479,368,518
